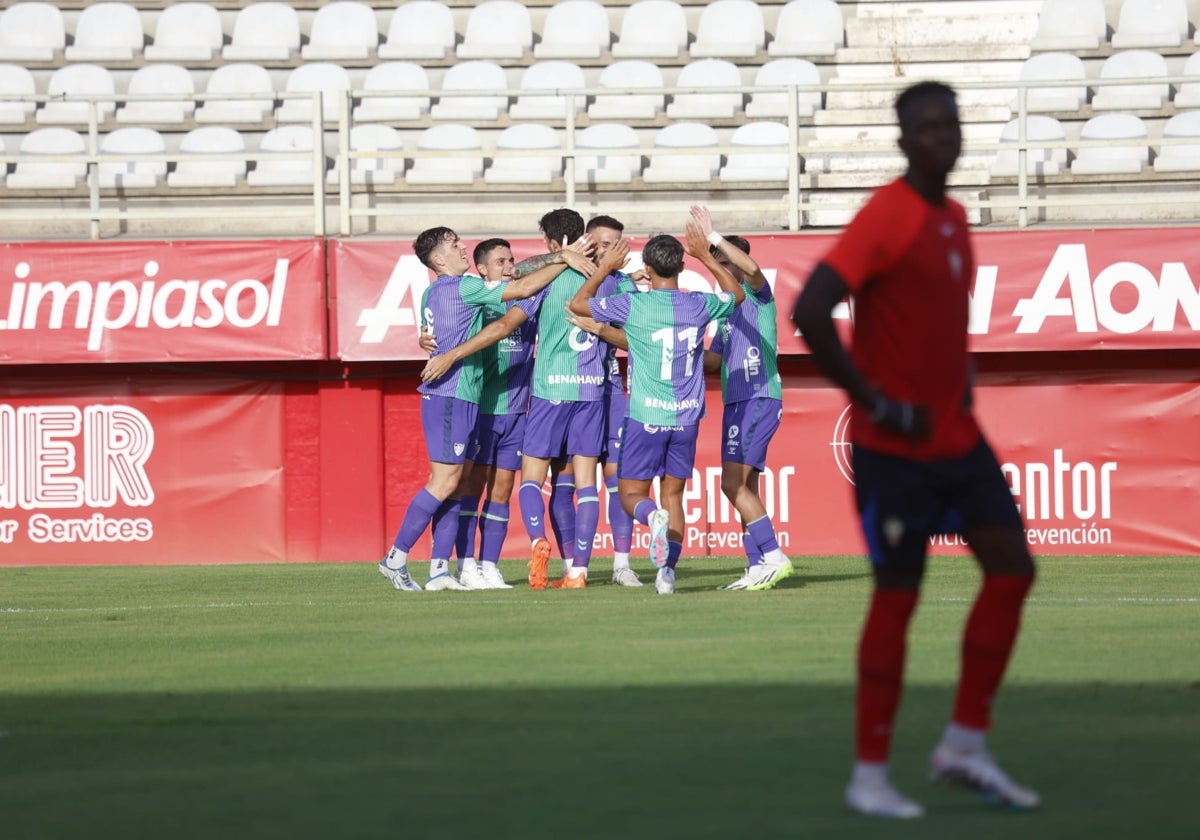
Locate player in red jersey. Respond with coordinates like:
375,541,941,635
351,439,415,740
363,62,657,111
791,81,1039,819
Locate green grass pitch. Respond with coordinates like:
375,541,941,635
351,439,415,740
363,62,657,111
1,555,1196,839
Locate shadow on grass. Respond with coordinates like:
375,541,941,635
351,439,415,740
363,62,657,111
0,683,1194,840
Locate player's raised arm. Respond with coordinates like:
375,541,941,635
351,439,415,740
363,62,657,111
690,205,767,292
420,306,530,384
569,238,629,317
684,220,744,306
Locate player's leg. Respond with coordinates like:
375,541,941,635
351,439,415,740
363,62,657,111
649,425,699,595
453,459,489,588
844,445,931,818
548,459,575,577
519,398,570,589
617,418,671,571
604,386,639,586
476,413,523,589
427,456,473,591
929,439,1039,809
553,400,605,588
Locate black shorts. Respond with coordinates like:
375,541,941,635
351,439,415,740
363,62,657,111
853,437,1024,569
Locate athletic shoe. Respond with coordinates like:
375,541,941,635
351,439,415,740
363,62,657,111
379,561,422,592
718,567,753,590
527,538,551,590
479,564,513,589
929,744,1040,810
550,573,587,589
844,776,925,819
648,509,670,568
425,572,469,591
654,566,676,595
745,557,795,592
611,567,644,587
457,564,490,590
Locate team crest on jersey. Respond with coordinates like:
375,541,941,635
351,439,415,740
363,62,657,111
484,280,501,290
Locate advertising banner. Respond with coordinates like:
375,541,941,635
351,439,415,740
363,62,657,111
333,228,1200,360
0,376,286,566
0,239,328,363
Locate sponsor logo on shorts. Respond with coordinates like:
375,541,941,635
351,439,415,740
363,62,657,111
727,424,739,439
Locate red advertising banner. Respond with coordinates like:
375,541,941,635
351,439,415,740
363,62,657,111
0,239,328,363
0,376,286,565
333,228,1200,360
386,374,1200,561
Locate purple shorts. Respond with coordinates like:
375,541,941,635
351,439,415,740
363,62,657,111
721,397,783,471
524,397,605,459
475,411,526,472
421,394,479,465
618,418,699,481
603,386,628,463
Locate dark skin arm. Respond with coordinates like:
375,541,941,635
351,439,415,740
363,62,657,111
420,306,529,384
703,349,721,372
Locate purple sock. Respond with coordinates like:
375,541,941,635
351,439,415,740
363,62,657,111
430,497,461,560
518,480,547,541
633,499,657,526
392,488,443,552
550,475,576,562
747,515,780,555
666,540,682,570
573,485,600,567
606,475,633,553
456,494,480,560
743,528,764,567
478,501,509,563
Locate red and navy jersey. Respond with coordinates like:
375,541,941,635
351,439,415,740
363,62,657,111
822,177,980,460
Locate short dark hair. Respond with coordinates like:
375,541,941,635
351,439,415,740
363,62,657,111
586,215,624,234
414,226,457,270
895,81,956,130
473,237,511,269
711,234,750,258
539,208,585,246
642,234,684,278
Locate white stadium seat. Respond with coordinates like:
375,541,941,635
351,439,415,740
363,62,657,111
1172,52,1200,108
223,3,301,62
769,0,845,57
1111,0,1187,49
666,60,744,120
1014,53,1088,112
118,64,196,125
587,60,664,120
573,123,642,184
37,64,117,125
430,61,509,121
745,58,822,119
0,64,36,125
457,1,532,60
990,116,1068,176
0,2,65,62
535,0,611,59
690,0,765,59
65,2,143,63
330,124,405,185
406,124,484,185
8,127,86,189
485,123,562,184
168,126,248,188
612,0,687,60
353,62,431,123
248,125,321,187
719,121,792,182
196,63,275,124
1071,113,1149,175
1030,0,1108,51
379,2,456,61
276,63,353,124
302,1,379,62
509,61,587,120
1091,50,1170,111
98,127,166,189
144,3,223,63
643,122,722,183
1153,111,1200,172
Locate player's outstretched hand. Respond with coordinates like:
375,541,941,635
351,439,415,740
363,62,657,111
684,219,709,259
689,204,714,236
560,247,598,278
420,352,454,384
600,237,630,274
563,233,595,258
418,325,437,355
564,303,604,336
869,390,932,443
629,267,650,286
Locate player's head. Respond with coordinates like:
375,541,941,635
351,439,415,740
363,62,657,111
539,208,585,252
473,238,514,282
642,234,684,284
586,214,625,262
895,81,961,178
710,235,751,283
414,226,469,276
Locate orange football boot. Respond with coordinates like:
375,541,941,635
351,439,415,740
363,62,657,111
527,538,551,590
